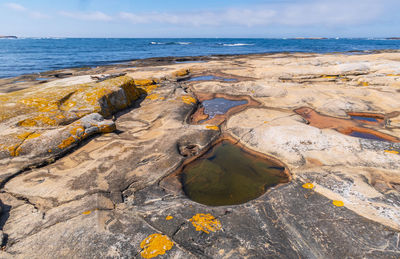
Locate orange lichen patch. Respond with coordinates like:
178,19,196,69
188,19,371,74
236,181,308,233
359,82,369,87
205,125,219,131
99,124,116,133
386,74,400,76
82,210,92,215
70,126,85,136
17,132,33,140
137,84,159,94
189,213,222,234
26,132,41,140
385,150,399,155
302,183,314,189
18,118,38,127
146,94,160,100
332,200,344,207
134,79,158,86
263,121,269,124
321,75,337,79
58,136,77,149
19,114,59,127
140,234,174,259
2,76,142,127
181,96,196,105
82,208,98,215
165,216,173,221
133,79,159,94
173,69,190,77
19,97,59,113
7,144,21,157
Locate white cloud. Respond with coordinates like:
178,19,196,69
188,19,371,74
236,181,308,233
60,11,113,21
119,0,385,27
4,2,49,19
4,2,26,11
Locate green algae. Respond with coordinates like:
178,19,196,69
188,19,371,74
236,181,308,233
182,141,288,206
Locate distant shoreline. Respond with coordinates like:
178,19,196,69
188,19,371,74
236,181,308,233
0,35,17,39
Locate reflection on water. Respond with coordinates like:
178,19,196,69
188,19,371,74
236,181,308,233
202,98,247,119
349,131,388,142
182,141,288,206
188,75,237,82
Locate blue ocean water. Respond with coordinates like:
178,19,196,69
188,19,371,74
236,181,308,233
1,38,400,79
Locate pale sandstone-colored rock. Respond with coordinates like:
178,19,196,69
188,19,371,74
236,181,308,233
0,52,399,258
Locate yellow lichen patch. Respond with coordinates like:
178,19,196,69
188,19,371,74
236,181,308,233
332,200,344,207
302,183,314,189
205,126,219,131
385,150,399,155
134,79,157,86
138,84,159,94
189,213,222,234
387,74,400,77
263,121,269,124
26,132,41,140
99,124,116,134
70,126,85,136
146,94,160,100
18,118,38,127
360,82,369,87
140,234,174,259
166,216,173,221
17,132,33,140
146,93,165,101
181,96,196,105
58,136,77,149
19,114,58,127
82,208,98,215
322,75,337,79
173,69,190,77
7,144,21,157
82,210,92,215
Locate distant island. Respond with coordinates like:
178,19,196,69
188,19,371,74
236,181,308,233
386,37,400,40
0,35,17,39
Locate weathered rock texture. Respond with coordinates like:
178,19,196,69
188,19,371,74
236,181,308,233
0,52,399,258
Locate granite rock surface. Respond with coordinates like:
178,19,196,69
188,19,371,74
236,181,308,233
0,52,399,258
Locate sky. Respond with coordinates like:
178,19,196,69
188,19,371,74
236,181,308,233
0,0,399,38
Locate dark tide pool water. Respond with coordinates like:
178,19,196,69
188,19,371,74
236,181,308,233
182,141,288,206
202,98,247,119
188,75,237,82
350,116,379,122
349,131,387,142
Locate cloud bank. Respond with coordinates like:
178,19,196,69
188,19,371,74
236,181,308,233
4,2,48,19
118,0,383,27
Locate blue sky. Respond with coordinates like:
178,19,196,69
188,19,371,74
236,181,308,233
1,0,399,37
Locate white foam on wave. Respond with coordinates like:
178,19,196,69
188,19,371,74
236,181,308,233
221,43,254,47
150,41,192,45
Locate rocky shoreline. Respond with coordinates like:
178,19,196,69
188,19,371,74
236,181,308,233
0,51,400,258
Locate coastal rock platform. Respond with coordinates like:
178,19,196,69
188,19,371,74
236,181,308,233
0,52,400,258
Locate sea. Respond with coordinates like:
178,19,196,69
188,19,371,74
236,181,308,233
1,38,400,79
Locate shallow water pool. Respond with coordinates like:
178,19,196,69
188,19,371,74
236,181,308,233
182,141,288,206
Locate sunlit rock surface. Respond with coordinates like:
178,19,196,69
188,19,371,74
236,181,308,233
0,52,399,258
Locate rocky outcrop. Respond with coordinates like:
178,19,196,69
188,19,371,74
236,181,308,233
0,52,399,258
